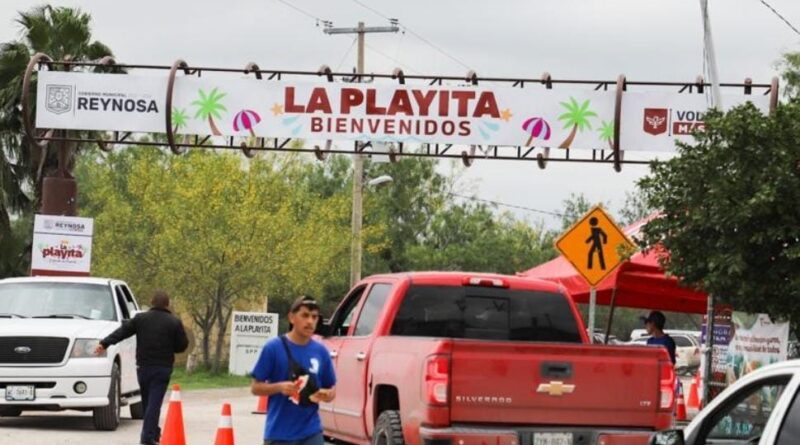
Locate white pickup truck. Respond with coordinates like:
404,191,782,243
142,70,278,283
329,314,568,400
0,276,142,430
651,359,800,445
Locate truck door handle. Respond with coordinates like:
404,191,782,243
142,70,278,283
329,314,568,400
356,352,367,361
330,350,338,358
541,362,573,379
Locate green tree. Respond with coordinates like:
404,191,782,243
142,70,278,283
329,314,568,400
637,102,800,332
779,51,800,99
618,190,655,226
407,202,555,274
557,98,597,149
559,193,593,231
192,88,227,136
0,5,115,272
77,149,352,371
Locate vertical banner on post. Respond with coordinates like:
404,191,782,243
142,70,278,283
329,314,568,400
700,305,733,401
31,214,94,276
229,311,279,376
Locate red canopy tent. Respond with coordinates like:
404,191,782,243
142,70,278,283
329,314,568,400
518,215,708,314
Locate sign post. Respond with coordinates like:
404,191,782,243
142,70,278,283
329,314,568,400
229,311,279,376
555,206,634,342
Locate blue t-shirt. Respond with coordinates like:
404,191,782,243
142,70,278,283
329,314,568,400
251,336,336,441
647,334,677,364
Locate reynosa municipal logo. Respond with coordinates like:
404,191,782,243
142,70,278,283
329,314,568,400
46,84,73,114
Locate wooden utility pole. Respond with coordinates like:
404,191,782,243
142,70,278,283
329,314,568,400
324,21,399,287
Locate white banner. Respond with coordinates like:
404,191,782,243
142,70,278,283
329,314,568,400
35,72,772,153
31,214,94,276
229,311,279,376
620,92,770,152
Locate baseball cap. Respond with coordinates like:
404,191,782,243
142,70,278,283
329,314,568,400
640,310,666,329
289,296,320,313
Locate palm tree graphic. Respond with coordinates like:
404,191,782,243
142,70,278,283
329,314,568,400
598,120,614,150
192,88,227,136
557,97,597,149
171,108,189,134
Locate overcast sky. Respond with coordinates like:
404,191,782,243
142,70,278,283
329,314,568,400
2,0,798,229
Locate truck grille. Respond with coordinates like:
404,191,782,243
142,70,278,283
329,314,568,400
0,337,70,364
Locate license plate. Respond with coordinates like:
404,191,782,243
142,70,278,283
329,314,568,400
533,433,573,445
5,385,35,401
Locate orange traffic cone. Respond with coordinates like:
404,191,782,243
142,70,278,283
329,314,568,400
675,381,687,421
214,403,235,445
687,373,700,410
252,395,268,415
161,384,186,445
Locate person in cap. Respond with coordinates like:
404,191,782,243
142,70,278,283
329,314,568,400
642,310,677,364
251,296,336,445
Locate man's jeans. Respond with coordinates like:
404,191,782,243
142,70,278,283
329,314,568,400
265,432,325,445
137,366,172,444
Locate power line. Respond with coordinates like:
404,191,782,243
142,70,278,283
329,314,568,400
348,0,474,71
448,193,565,218
272,0,420,73
350,0,393,21
335,37,358,71
274,0,330,26
758,0,800,36
365,43,420,74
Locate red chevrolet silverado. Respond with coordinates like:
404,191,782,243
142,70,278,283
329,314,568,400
316,272,675,445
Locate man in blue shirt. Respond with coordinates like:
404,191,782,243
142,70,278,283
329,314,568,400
251,297,336,445
642,310,677,364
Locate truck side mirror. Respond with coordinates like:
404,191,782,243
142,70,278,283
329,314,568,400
650,430,685,445
315,319,331,337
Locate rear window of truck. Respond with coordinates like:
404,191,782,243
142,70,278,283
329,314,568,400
390,285,582,343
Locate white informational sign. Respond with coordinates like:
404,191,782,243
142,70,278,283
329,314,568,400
31,214,94,276
35,71,770,152
229,311,279,376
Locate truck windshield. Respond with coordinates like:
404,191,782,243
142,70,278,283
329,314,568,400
0,282,116,321
390,285,583,343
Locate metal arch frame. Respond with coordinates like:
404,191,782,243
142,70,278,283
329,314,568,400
24,59,780,172
165,59,198,155
313,65,335,162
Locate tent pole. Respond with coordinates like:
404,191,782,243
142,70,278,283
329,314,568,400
702,293,716,407
588,286,597,344
604,287,618,344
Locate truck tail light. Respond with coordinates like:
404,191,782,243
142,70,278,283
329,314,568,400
462,277,509,288
659,361,675,410
424,355,450,405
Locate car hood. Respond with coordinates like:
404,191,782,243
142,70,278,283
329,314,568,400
0,319,120,339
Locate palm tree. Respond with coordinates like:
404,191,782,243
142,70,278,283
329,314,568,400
557,97,597,149
192,88,227,136
0,6,115,259
599,120,614,150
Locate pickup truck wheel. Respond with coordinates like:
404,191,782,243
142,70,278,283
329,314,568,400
0,407,22,417
93,363,121,431
130,401,144,419
373,410,404,445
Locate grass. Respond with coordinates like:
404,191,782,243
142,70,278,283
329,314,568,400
170,367,252,391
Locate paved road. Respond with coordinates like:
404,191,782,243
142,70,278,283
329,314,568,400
1,381,698,445
0,387,268,445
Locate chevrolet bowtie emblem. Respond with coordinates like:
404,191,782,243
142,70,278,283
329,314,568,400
537,381,575,396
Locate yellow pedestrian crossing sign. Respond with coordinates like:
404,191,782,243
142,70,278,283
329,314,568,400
555,206,634,286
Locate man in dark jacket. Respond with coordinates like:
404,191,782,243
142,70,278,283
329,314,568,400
96,290,189,445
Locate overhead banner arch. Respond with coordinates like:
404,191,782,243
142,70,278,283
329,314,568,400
24,57,778,171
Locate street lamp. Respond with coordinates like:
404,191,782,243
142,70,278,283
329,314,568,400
350,173,393,287
366,175,393,187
